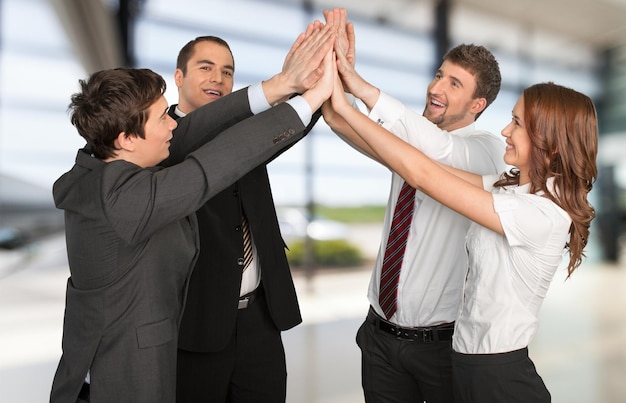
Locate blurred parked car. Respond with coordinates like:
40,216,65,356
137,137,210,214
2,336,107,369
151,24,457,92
0,174,64,249
276,207,348,242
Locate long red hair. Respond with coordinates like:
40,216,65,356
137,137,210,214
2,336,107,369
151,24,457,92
495,82,598,277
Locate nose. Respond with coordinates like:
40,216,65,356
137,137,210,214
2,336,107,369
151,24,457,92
429,78,443,94
168,115,178,130
501,122,512,138
209,69,222,83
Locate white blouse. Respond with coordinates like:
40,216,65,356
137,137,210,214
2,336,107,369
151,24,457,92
452,175,572,354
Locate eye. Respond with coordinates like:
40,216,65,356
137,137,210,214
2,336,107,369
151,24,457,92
223,70,233,77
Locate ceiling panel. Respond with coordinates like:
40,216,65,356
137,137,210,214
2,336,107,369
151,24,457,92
279,0,626,53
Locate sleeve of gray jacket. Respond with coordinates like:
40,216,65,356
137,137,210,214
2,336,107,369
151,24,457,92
187,101,305,198
164,87,253,165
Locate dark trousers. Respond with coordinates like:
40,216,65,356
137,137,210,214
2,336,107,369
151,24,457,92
176,290,287,403
357,309,454,403
452,347,551,403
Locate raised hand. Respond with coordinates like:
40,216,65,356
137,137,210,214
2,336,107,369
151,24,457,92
301,48,335,112
323,8,379,109
262,19,335,105
323,8,355,68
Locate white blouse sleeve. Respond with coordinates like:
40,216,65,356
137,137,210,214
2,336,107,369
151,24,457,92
493,193,571,249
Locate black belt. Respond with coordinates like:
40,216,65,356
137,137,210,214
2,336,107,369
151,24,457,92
238,287,261,309
367,307,454,342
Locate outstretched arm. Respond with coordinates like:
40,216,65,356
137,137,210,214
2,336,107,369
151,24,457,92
328,66,504,234
321,8,385,161
321,44,382,162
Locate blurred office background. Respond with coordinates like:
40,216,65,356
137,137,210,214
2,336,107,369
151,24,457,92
1,0,625,255
1,0,626,402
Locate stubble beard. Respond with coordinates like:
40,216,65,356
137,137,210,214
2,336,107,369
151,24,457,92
423,106,467,131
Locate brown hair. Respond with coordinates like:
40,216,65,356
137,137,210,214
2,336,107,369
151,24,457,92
176,36,234,75
444,44,501,119
69,68,166,160
495,82,598,277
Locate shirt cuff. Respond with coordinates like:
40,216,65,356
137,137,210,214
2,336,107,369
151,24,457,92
248,82,272,115
286,95,312,126
368,90,405,130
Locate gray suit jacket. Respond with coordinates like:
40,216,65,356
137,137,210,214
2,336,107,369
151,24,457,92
49,89,308,403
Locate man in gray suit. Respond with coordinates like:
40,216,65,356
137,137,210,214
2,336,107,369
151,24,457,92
49,22,335,403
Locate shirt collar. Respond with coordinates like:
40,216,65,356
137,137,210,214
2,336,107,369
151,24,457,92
174,105,187,118
448,122,476,137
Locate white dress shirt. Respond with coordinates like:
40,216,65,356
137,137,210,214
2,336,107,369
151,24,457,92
453,176,571,354
365,91,506,327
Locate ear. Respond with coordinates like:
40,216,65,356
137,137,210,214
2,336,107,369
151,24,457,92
114,131,135,152
471,97,487,115
174,68,184,88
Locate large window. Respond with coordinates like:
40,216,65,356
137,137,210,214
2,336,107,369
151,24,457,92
1,0,601,207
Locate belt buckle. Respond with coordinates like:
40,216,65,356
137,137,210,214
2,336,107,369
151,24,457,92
421,328,433,342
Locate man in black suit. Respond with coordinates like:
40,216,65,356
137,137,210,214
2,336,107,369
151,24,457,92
168,35,315,402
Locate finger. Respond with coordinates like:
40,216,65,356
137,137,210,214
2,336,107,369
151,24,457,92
304,22,316,38
283,31,306,68
299,24,334,62
331,57,345,105
311,31,335,66
339,8,347,28
290,23,324,62
335,43,352,74
323,48,334,78
324,8,335,30
301,20,327,48
346,22,356,66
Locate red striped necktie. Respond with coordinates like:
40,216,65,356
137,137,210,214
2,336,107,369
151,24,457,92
379,181,416,319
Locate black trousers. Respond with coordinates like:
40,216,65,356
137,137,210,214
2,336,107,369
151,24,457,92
451,347,551,403
176,290,287,403
356,309,454,403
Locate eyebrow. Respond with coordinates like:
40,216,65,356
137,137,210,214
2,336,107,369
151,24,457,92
196,59,234,71
437,69,465,88
450,75,464,88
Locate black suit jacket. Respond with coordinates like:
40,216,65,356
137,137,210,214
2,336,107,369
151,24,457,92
167,92,321,352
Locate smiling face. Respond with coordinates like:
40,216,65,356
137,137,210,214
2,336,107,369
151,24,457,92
501,95,532,184
132,96,178,168
174,41,235,114
422,60,486,132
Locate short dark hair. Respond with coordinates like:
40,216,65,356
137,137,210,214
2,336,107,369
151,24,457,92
176,36,234,75
69,68,166,159
444,44,501,119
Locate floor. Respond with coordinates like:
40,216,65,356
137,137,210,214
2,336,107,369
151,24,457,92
1,227,626,402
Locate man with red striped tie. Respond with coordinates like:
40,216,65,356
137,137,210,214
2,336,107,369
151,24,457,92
323,8,506,402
